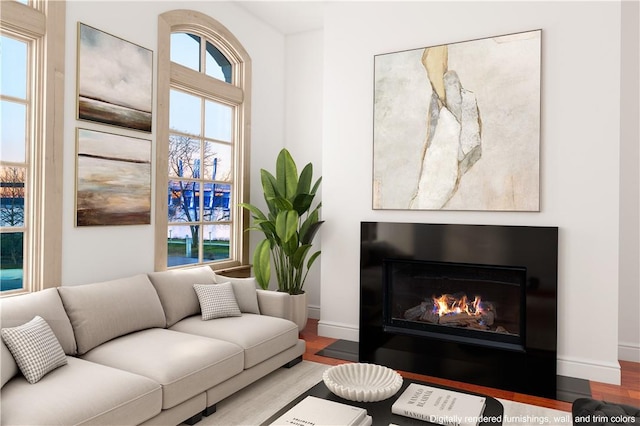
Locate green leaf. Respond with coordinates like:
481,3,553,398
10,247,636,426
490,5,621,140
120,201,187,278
276,149,298,200
238,203,267,222
260,170,278,200
253,239,271,289
310,176,322,195
297,163,313,195
293,244,312,268
271,197,294,211
292,193,314,215
275,210,299,243
307,250,321,270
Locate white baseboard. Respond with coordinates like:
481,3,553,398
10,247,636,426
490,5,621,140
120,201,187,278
557,356,621,385
317,320,359,342
619,341,640,362
307,305,320,320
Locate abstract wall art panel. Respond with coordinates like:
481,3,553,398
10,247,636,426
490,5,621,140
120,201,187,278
75,128,151,226
77,23,153,132
373,30,541,211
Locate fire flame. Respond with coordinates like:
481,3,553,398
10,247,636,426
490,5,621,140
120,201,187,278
432,294,484,317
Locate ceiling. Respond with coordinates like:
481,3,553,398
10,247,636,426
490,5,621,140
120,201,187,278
234,1,326,35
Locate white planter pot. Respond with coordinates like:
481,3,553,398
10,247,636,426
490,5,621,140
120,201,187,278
289,292,308,332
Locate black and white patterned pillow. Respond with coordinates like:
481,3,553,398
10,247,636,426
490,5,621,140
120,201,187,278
194,282,242,320
1,316,67,384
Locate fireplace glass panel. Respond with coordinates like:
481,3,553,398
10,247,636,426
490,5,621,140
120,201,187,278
383,259,526,350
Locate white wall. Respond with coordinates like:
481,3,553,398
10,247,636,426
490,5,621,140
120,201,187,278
618,0,640,363
61,1,285,284
319,1,623,384
285,29,324,318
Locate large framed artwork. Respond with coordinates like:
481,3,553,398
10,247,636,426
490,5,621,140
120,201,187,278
373,30,541,211
77,23,153,132
75,128,151,226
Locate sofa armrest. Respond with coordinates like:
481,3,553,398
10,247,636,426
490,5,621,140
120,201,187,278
256,290,291,320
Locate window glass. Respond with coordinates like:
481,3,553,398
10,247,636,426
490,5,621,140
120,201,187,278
203,224,230,261
0,101,27,163
203,183,231,222
0,36,28,99
0,166,26,227
168,180,200,223
168,134,201,178
204,100,232,142
167,225,200,267
170,90,201,135
0,232,23,292
170,33,200,72
205,41,232,83
203,141,232,181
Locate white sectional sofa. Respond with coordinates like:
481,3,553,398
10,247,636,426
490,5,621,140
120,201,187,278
0,266,305,425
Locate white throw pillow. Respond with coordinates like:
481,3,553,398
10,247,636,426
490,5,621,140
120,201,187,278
194,282,242,320
1,316,67,384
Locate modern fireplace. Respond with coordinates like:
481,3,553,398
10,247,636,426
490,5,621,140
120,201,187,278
360,222,558,399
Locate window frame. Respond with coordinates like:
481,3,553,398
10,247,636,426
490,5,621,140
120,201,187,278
0,0,65,295
156,10,251,273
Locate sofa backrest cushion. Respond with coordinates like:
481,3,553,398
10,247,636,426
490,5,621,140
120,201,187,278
0,288,77,355
1,340,18,388
213,273,261,315
0,288,77,387
58,274,166,355
148,266,216,327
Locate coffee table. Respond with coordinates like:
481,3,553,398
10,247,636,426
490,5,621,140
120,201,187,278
262,378,504,425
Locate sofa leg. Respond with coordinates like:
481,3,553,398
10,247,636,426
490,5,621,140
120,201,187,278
283,355,302,368
184,412,203,425
203,404,217,417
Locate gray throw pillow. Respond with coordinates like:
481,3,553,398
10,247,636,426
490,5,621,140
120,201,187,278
1,316,67,384
194,282,242,320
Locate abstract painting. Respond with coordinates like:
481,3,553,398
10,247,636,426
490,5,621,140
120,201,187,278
77,23,153,132
75,128,151,226
373,30,541,211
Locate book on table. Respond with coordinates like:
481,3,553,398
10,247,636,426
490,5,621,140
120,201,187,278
391,383,486,426
269,395,371,426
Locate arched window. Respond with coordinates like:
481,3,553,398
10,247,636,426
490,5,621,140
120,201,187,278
0,0,65,294
156,10,251,272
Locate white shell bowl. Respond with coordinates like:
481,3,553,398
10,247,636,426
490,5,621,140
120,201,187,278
322,363,403,402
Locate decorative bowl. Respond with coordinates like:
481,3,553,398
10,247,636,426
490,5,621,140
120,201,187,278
322,363,403,402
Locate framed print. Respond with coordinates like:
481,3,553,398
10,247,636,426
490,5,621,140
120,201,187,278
75,128,151,226
77,23,153,132
373,30,541,211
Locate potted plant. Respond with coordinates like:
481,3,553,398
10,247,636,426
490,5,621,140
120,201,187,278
239,148,323,330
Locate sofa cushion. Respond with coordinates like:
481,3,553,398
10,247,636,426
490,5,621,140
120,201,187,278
148,266,217,327
1,316,68,384
0,287,77,355
81,328,244,409
1,340,18,388
213,273,261,314
58,274,166,355
194,282,242,320
1,356,161,426
170,313,299,369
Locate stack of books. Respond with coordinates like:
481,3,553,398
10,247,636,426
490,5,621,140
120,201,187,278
269,396,372,426
391,383,486,426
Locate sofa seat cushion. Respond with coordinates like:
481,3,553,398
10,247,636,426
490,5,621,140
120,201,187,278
170,313,299,369
1,356,161,426
81,328,244,409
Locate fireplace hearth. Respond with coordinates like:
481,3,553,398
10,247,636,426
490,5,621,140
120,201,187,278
360,222,558,399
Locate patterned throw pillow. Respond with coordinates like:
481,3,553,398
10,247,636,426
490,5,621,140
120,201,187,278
1,316,67,384
194,282,242,320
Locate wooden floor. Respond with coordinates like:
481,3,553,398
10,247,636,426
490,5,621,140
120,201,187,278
301,319,640,413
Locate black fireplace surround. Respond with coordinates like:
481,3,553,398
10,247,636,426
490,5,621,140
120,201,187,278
360,222,558,399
